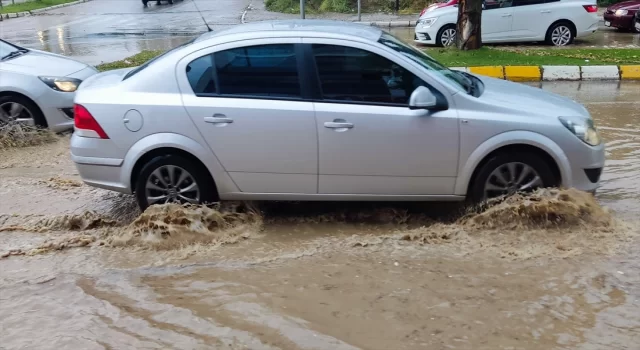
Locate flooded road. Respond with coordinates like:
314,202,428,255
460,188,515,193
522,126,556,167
1,81,639,349
1,0,638,66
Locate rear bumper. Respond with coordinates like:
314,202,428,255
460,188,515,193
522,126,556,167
70,133,130,194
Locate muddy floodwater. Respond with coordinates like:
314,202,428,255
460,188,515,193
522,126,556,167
1,82,639,349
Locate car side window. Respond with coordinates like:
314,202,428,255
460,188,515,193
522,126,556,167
483,0,513,10
311,44,428,106
185,44,301,98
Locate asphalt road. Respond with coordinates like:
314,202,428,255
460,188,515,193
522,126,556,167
0,0,639,66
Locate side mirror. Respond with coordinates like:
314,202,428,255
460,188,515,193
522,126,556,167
409,86,439,110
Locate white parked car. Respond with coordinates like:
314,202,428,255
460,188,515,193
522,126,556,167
415,0,600,47
0,39,97,131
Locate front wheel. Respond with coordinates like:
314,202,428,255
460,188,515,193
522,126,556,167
436,25,457,47
469,152,558,203
546,22,574,46
135,154,218,211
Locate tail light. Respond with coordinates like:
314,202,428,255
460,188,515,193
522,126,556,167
74,104,109,139
419,8,427,16
583,5,598,13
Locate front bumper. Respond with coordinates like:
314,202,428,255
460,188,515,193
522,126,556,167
414,26,437,45
565,142,605,193
603,13,635,30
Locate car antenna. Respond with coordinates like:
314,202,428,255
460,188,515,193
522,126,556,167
192,0,212,32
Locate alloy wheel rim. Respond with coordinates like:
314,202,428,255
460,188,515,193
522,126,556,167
441,28,456,47
483,162,543,200
551,26,571,46
0,102,34,125
145,165,200,205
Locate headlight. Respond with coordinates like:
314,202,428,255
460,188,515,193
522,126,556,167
615,9,628,16
38,76,82,92
418,17,438,27
558,117,601,146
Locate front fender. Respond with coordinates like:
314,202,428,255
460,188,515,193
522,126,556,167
120,132,239,194
454,130,572,196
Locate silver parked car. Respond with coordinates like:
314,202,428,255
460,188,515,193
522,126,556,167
0,39,97,131
71,20,604,210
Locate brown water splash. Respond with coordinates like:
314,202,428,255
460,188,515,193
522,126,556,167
105,202,262,249
0,211,117,233
0,123,58,149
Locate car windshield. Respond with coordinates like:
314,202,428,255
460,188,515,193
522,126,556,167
377,32,473,94
0,39,26,60
123,37,197,80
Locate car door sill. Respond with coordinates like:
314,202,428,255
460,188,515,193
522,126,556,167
221,193,466,201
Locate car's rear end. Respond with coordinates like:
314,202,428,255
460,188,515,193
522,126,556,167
568,0,600,39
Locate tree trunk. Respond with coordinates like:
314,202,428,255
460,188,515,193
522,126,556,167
456,0,483,50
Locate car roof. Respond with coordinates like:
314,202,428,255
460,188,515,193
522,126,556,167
195,19,384,43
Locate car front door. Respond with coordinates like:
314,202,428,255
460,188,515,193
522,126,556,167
304,40,460,196
177,39,318,194
482,0,515,41
510,0,552,39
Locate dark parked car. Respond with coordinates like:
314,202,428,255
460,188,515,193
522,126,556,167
636,7,640,31
604,0,640,32
142,0,183,6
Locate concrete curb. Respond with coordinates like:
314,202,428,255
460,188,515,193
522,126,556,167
453,65,640,81
0,0,91,21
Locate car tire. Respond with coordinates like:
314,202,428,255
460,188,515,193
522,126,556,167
0,95,47,128
436,24,457,47
545,22,574,46
142,0,149,6
469,151,558,203
135,154,218,211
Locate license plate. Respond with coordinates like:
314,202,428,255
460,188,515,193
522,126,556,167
605,21,610,26
636,21,640,31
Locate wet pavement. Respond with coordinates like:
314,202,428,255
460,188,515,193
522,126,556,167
0,81,639,349
0,0,638,66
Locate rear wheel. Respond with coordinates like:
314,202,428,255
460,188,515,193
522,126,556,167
546,22,574,46
436,24,457,47
469,152,558,203
135,154,218,211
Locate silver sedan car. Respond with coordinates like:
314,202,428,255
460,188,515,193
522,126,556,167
1,39,97,131
71,20,604,210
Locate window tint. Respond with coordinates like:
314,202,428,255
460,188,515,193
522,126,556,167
187,55,216,94
311,44,427,105
186,44,301,98
483,0,513,10
512,0,545,6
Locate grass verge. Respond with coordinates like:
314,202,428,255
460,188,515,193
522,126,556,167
98,47,640,73
264,0,426,14
0,0,77,14
426,47,640,67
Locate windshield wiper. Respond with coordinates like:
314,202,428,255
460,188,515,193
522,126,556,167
1,49,27,61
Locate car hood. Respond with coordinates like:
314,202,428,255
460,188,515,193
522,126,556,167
424,0,456,13
1,49,90,77
420,5,458,18
607,0,640,11
477,75,590,120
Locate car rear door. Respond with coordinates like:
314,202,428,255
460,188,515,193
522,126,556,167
302,38,460,196
482,0,516,41
510,0,555,39
176,38,318,195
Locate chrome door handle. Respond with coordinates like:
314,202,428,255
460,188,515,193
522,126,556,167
324,122,354,129
204,115,233,124
541,10,551,13
501,14,512,17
